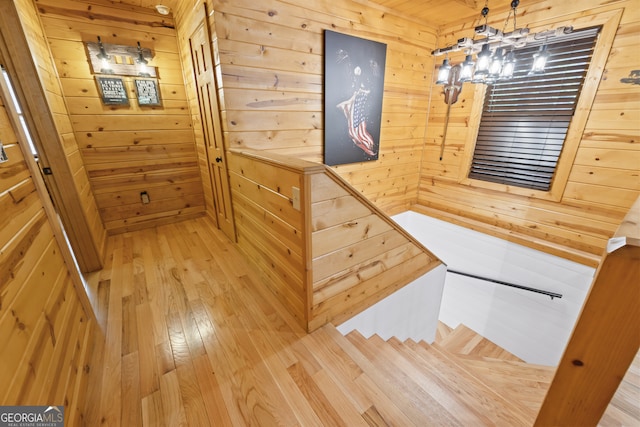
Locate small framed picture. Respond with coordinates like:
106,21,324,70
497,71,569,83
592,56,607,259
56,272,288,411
134,78,162,106
95,76,129,105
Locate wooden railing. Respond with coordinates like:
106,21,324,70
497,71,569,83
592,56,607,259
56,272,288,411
535,196,640,425
228,148,443,332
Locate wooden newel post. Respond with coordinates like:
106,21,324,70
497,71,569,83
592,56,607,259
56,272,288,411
535,197,640,426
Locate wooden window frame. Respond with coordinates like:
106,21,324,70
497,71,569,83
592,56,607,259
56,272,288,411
458,9,623,202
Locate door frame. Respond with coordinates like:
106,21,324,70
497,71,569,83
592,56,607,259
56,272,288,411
0,50,95,323
0,0,104,273
187,3,236,241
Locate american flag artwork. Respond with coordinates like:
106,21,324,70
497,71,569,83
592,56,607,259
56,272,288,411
337,88,376,156
324,30,386,166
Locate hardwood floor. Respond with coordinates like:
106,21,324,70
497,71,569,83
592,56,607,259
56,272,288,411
81,217,497,426
80,216,635,426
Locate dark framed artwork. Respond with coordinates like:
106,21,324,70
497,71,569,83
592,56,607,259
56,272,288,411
324,30,387,166
134,78,162,106
95,76,129,105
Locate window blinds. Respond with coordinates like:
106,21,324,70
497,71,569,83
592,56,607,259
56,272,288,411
469,26,601,191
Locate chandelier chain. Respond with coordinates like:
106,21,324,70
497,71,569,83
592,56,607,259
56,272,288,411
502,0,519,35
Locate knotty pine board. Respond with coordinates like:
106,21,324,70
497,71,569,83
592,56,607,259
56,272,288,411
309,170,441,331
0,89,94,426
420,2,639,262
38,0,205,233
7,0,107,270
173,0,436,220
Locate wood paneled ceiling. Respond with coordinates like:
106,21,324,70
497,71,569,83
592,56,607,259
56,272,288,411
364,0,481,26
99,0,488,27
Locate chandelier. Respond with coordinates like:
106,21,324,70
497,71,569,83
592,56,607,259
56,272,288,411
432,0,574,85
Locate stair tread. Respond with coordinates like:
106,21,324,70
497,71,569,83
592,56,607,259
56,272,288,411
305,326,416,426
454,354,555,380
436,324,523,361
398,340,533,425
345,331,466,426
378,335,501,426
401,338,534,425
339,327,553,425
431,342,551,418
359,333,534,426
435,321,454,343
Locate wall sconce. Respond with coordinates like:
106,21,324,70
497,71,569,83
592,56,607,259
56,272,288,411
86,39,158,78
96,36,112,73
136,41,149,76
432,0,573,86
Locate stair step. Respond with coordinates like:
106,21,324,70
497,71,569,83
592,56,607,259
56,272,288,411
454,354,555,382
435,321,454,343
404,339,533,426
346,332,535,425
346,332,466,425
305,325,416,426
334,325,554,426
381,335,501,426
437,324,522,361
322,326,451,425
450,352,554,416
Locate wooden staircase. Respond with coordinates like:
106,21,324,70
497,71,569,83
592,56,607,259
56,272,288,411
80,215,637,426
339,322,555,425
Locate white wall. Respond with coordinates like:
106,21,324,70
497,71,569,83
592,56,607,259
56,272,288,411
393,211,596,366
337,264,447,343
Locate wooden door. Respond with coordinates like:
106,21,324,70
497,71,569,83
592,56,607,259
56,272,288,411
189,18,235,241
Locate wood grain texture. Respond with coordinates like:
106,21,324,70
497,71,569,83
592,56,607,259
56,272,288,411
418,2,639,264
0,87,95,427
172,0,640,268
309,169,442,331
82,215,578,426
227,149,308,327
227,149,443,332
171,0,437,219
36,0,205,234
536,198,640,425
1,0,106,272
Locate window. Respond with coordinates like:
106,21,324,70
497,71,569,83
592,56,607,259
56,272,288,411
1,65,38,158
469,27,601,191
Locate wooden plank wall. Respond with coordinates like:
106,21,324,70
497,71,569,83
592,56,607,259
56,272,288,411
36,0,206,234
418,0,640,265
309,170,442,331
0,91,94,427
226,149,314,327
171,1,445,330
173,0,437,216
226,149,443,332
172,0,639,267
10,0,106,271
